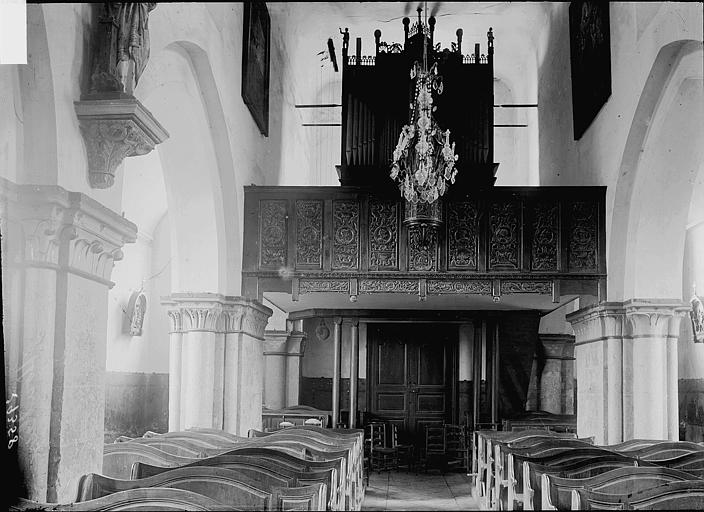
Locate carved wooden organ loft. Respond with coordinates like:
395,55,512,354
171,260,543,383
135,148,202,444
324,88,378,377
241,14,607,304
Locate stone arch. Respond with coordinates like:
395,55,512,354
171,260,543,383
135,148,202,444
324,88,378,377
609,40,704,300
134,41,241,295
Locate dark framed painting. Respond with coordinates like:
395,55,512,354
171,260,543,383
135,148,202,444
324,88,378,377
569,1,611,140
242,1,270,136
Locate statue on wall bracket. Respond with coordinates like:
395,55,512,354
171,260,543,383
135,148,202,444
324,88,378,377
75,2,168,189
124,290,147,337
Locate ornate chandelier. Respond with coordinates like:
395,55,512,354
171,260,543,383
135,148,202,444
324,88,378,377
390,7,459,206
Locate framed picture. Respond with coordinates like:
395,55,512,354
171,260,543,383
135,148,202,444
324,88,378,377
242,1,270,136
569,2,611,140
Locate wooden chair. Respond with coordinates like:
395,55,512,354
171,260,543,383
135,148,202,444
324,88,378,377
444,424,469,472
421,425,446,472
366,422,398,472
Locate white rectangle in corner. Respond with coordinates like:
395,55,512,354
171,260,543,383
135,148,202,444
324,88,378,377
0,0,27,64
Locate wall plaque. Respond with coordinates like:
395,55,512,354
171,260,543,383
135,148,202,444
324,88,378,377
242,1,270,136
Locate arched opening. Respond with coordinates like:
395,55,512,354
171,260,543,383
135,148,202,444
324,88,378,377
609,40,703,301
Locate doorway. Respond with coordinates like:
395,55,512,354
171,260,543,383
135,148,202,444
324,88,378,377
367,323,458,448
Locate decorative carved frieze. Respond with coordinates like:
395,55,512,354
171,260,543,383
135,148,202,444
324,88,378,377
299,279,350,294
408,226,438,271
295,200,323,268
501,280,552,294
0,178,137,283
359,278,417,294
531,202,559,271
447,201,479,270
568,201,598,272
368,200,398,270
259,200,288,269
489,200,520,270
332,200,360,270
74,98,168,189
427,279,492,295
162,293,273,339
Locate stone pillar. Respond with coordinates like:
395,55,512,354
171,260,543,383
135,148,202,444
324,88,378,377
568,300,688,444
332,317,342,428
166,310,183,431
0,179,137,502
162,294,272,437
284,331,306,407
538,334,575,414
262,330,307,409
349,319,359,428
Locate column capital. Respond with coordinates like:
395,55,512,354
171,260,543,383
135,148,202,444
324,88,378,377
567,299,689,343
262,330,307,357
161,293,272,338
539,333,575,359
0,178,137,285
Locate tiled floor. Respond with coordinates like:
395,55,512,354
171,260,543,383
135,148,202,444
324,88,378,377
361,470,481,511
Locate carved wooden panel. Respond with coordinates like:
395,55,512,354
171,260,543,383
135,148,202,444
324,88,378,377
568,201,598,272
295,200,323,268
259,200,287,269
332,200,360,270
531,201,559,271
299,278,350,294
447,201,479,270
501,280,552,294
427,280,492,295
408,227,438,271
360,279,417,294
489,200,520,270
368,199,399,270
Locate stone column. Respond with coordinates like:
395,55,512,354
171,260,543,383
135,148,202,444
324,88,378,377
0,179,137,502
222,297,272,436
349,319,359,428
261,330,307,409
162,294,271,437
622,301,688,440
332,317,342,428
568,300,688,444
166,310,183,431
284,331,306,407
538,334,575,414
263,331,289,410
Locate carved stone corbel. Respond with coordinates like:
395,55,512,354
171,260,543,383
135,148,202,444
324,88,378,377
74,98,169,189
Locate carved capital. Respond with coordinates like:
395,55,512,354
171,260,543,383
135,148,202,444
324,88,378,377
74,98,168,189
567,299,689,344
161,293,273,338
0,178,137,283
539,333,575,359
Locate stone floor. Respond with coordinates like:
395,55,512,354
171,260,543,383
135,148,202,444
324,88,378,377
361,470,481,511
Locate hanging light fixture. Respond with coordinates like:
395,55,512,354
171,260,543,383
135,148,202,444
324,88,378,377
390,4,459,230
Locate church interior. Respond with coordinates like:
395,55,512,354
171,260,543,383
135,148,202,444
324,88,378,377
1,2,703,510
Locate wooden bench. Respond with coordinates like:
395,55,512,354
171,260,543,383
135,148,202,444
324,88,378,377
103,442,200,479
10,487,233,511
132,452,339,510
572,479,704,510
540,466,700,510
515,450,642,511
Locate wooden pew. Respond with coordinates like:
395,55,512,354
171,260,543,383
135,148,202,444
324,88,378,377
494,438,595,510
132,452,339,510
540,466,700,511
472,429,576,509
648,451,704,477
514,450,642,511
139,430,248,448
248,429,363,509
103,443,199,479
572,479,704,510
10,488,233,511
114,437,228,458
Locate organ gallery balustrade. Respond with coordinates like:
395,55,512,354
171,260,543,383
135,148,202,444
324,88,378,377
241,186,606,302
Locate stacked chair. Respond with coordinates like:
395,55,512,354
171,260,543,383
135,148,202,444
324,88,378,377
11,425,366,511
470,426,704,511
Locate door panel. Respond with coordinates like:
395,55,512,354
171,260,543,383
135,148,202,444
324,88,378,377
369,323,457,449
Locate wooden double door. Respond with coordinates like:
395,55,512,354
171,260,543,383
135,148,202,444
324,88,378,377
367,323,457,447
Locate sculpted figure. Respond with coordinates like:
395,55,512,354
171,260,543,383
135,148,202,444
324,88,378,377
109,3,157,94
